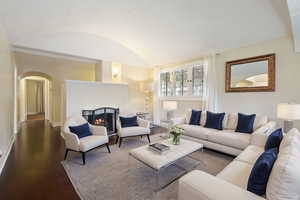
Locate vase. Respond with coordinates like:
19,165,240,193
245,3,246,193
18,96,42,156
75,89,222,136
172,135,180,145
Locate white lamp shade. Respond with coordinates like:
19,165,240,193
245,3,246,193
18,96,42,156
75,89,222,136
277,103,300,121
163,101,177,111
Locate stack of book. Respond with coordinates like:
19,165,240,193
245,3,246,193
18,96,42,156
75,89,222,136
148,143,170,154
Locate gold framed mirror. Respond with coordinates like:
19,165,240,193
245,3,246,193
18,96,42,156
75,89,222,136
225,54,275,92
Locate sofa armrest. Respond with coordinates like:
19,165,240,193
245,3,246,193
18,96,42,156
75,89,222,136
178,170,265,200
63,131,80,151
90,125,108,137
171,117,186,125
137,117,150,129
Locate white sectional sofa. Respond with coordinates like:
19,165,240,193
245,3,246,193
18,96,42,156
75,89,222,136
178,128,300,200
175,110,276,156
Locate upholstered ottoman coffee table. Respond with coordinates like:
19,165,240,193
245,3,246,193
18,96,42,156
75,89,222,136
129,138,203,191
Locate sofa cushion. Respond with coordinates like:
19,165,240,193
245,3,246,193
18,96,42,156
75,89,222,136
217,160,253,189
79,135,108,152
266,128,300,200
189,109,201,125
204,111,225,130
247,148,278,196
235,113,256,134
179,124,218,140
265,128,283,151
120,126,150,137
235,145,264,165
69,123,92,139
207,130,251,150
226,113,268,131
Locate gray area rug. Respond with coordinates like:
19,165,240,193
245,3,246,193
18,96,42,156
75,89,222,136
61,135,233,200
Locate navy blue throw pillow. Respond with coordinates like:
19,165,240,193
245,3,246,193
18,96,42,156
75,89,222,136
247,148,278,196
204,111,225,130
69,123,92,139
119,116,139,128
265,128,283,151
189,110,201,125
235,113,256,134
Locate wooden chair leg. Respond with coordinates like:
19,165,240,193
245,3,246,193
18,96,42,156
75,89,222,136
82,152,86,165
64,149,69,160
119,138,123,148
115,135,119,144
106,143,111,153
147,134,151,143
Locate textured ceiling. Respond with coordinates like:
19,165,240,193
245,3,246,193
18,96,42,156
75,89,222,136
0,0,291,66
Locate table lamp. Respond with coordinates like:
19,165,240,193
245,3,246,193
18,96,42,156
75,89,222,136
163,101,177,120
277,103,300,132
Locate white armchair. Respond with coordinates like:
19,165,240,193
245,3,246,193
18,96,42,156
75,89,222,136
116,117,151,147
63,116,110,165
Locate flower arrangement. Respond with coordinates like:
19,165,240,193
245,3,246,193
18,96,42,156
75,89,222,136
169,125,184,145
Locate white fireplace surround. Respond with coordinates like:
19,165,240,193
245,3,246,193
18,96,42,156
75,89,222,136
63,80,130,121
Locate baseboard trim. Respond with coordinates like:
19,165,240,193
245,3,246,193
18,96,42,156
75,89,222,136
0,133,16,176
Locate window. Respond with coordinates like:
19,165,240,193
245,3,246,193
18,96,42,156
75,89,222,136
192,66,204,96
159,62,204,97
174,70,183,96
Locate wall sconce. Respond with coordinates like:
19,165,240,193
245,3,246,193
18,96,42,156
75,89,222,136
111,62,122,82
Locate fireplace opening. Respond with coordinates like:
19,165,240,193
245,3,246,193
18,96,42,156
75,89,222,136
82,107,119,136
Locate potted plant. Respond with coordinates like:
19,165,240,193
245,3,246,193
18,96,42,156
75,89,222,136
170,125,184,145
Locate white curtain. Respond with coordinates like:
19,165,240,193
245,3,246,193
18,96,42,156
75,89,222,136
202,53,218,112
35,81,44,113
26,80,44,114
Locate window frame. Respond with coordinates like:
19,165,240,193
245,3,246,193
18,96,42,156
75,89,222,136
158,61,204,100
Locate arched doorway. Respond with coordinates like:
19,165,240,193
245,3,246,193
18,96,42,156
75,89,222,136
18,72,53,123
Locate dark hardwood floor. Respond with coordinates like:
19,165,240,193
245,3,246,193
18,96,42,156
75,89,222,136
0,120,167,200
0,120,80,200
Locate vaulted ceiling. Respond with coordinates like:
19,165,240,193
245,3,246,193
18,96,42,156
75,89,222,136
0,0,291,67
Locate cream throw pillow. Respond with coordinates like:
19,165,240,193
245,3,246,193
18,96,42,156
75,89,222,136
266,128,300,200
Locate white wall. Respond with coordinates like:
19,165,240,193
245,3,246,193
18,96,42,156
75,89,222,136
121,64,153,113
0,24,15,173
216,36,300,129
65,81,129,119
15,52,96,125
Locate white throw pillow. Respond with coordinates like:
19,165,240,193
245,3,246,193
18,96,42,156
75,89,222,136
253,115,268,130
279,128,300,151
185,109,192,124
200,111,206,126
226,113,238,130
266,128,300,200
